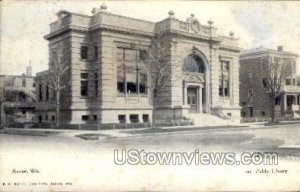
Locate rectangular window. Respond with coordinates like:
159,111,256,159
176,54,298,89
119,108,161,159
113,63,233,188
275,96,281,105
22,78,26,87
52,115,55,121
139,73,147,94
82,115,89,121
262,78,267,88
94,80,98,97
80,46,88,59
117,49,125,93
81,73,89,97
93,115,97,121
143,114,149,123
241,111,246,117
94,46,98,60
223,61,229,72
224,79,229,97
94,73,98,97
130,114,139,123
39,84,43,101
46,85,49,101
81,73,88,79
248,89,253,98
219,60,230,97
38,115,42,123
118,115,126,123
117,48,147,95
261,111,266,117
286,79,291,85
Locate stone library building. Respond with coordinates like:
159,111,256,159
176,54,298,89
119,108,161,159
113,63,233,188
35,5,241,125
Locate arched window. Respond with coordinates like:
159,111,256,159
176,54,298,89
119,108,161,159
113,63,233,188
183,54,205,73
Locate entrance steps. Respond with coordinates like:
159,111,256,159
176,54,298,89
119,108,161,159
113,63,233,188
187,113,239,126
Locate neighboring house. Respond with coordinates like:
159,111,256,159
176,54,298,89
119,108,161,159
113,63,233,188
35,5,241,125
0,65,36,126
240,46,299,119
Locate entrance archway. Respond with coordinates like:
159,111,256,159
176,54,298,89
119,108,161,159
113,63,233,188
182,50,209,114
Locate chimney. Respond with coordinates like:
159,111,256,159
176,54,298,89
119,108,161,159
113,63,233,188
277,45,283,52
26,61,32,76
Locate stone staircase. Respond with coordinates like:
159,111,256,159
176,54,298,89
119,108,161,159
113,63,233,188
186,113,239,126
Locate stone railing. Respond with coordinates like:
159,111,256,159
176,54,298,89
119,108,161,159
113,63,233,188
219,35,238,47
90,12,154,34
50,15,71,33
50,14,91,33
155,18,217,37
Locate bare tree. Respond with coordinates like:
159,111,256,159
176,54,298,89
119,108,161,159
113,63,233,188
262,56,290,122
147,34,181,127
0,89,4,128
42,45,69,128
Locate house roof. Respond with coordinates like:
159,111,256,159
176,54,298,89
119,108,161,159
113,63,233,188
240,46,298,57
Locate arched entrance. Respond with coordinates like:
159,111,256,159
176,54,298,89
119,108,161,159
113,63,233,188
182,51,209,113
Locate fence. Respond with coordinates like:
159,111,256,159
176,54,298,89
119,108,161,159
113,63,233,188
11,119,193,130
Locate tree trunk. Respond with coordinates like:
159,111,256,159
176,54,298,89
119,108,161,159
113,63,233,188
152,91,157,129
270,97,276,122
0,101,4,127
56,89,60,128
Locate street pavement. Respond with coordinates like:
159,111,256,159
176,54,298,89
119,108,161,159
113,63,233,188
1,123,300,157
1,124,300,191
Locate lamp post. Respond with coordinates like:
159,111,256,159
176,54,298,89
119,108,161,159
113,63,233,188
207,19,214,113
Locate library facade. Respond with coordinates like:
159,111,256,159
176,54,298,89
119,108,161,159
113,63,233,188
35,6,241,125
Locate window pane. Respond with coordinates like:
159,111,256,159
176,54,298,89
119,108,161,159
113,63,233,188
94,80,98,96
127,82,137,93
94,46,98,59
81,73,88,79
183,54,205,73
118,115,126,123
116,48,124,62
125,49,137,62
80,46,88,59
81,81,88,96
130,114,139,123
126,70,136,82
142,114,149,122
192,97,196,104
139,73,147,94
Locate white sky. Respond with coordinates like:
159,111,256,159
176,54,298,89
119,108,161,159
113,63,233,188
1,1,300,75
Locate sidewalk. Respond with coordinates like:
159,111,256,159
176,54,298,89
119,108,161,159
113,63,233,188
0,120,298,140
0,123,256,139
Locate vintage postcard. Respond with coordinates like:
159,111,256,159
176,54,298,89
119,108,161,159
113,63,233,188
1,0,300,191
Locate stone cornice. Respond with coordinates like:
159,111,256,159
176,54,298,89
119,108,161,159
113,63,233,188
219,46,241,53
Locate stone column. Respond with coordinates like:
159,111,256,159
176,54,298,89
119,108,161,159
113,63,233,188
283,94,287,111
196,87,199,113
199,87,203,113
184,86,188,106
182,81,186,105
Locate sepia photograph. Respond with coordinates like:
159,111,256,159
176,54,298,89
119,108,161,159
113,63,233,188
0,0,300,191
